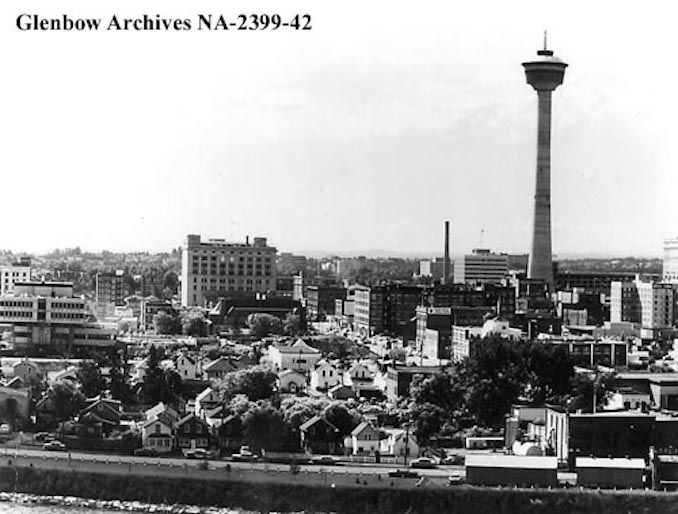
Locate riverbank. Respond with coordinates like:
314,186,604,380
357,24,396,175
2,465,678,513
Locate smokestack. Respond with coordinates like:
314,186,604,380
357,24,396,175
443,220,450,285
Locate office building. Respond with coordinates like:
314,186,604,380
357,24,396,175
664,238,678,284
181,234,277,307
453,249,509,285
96,270,131,306
0,258,31,295
0,281,116,353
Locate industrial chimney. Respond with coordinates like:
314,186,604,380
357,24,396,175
443,220,450,285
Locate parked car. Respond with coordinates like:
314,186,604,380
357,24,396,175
185,449,208,459
43,440,67,452
409,457,437,469
0,424,11,435
310,455,340,465
231,446,258,462
34,432,49,442
448,472,464,484
134,448,160,457
388,469,420,478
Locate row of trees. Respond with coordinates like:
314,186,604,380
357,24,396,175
153,308,210,337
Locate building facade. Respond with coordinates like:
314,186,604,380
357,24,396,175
453,249,509,285
95,270,130,306
181,234,277,307
664,238,678,284
0,258,31,296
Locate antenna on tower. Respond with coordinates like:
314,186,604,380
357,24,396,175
543,30,548,50
480,229,485,248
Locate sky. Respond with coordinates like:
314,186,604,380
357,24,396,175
1,0,676,258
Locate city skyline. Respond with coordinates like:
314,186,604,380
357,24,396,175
2,0,677,257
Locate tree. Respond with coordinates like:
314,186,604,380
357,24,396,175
181,308,209,337
322,401,361,438
283,313,303,336
108,350,132,404
567,372,616,413
280,397,329,429
153,310,178,335
242,405,297,452
76,360,106,398
247,313,284,339
215,366,278,402
141,345,183,406
48,382,86,423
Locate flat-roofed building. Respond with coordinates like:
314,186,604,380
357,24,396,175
0,281,115,353
664,238,678,284
453,249,508,285
0,258,31,296
181,234,277,307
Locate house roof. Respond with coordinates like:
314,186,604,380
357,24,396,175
177,353,197,366
203,357,238,373
351,421,379,437
145,402,179,421
4,376,24,389
299,415,339,433
279,369,306,379
176,412,210,428
143,416,173,429
465,454,558,469
272,342,320,355
196,387,217,403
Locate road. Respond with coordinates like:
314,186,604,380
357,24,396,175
3,447,460,489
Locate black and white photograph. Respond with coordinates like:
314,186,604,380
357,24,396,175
1,0,677,512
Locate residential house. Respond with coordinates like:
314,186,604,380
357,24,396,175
79,396,122,435
47,366,79,386
204,405,230,428
299,416,340,454
175,413,210,452
142,416,174,453
145,402,180,425
380,427,419,458
214,415,243,453
0,386,31,430
203,357,238,381
278,369,308,393
328,384,356,400
310,361,341,391
176,352,203,381
195,387,221,418
347,362,371,384
350,422,381,455
13,358,41,383
265,339,321,372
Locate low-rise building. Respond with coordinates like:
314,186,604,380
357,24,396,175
265,339,321,372
310,361,341,392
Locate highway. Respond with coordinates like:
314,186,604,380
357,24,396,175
2,447,461,489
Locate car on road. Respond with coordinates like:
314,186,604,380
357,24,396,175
448,473,464,485
185,449,209,459
388,469,420,478
310,455,340,465
134,448,160,457
231,445,259,462
43,440,67,452
409,457,437,469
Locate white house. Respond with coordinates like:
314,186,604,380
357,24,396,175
379,428,419,458
310,360,341,391
350,422,381,455
141,417,173,453
278,369,308,393
195,387,220,418
176,352,203,381
265,339,321,372
346,362,372,386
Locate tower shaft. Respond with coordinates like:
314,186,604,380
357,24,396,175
528,90,554,286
